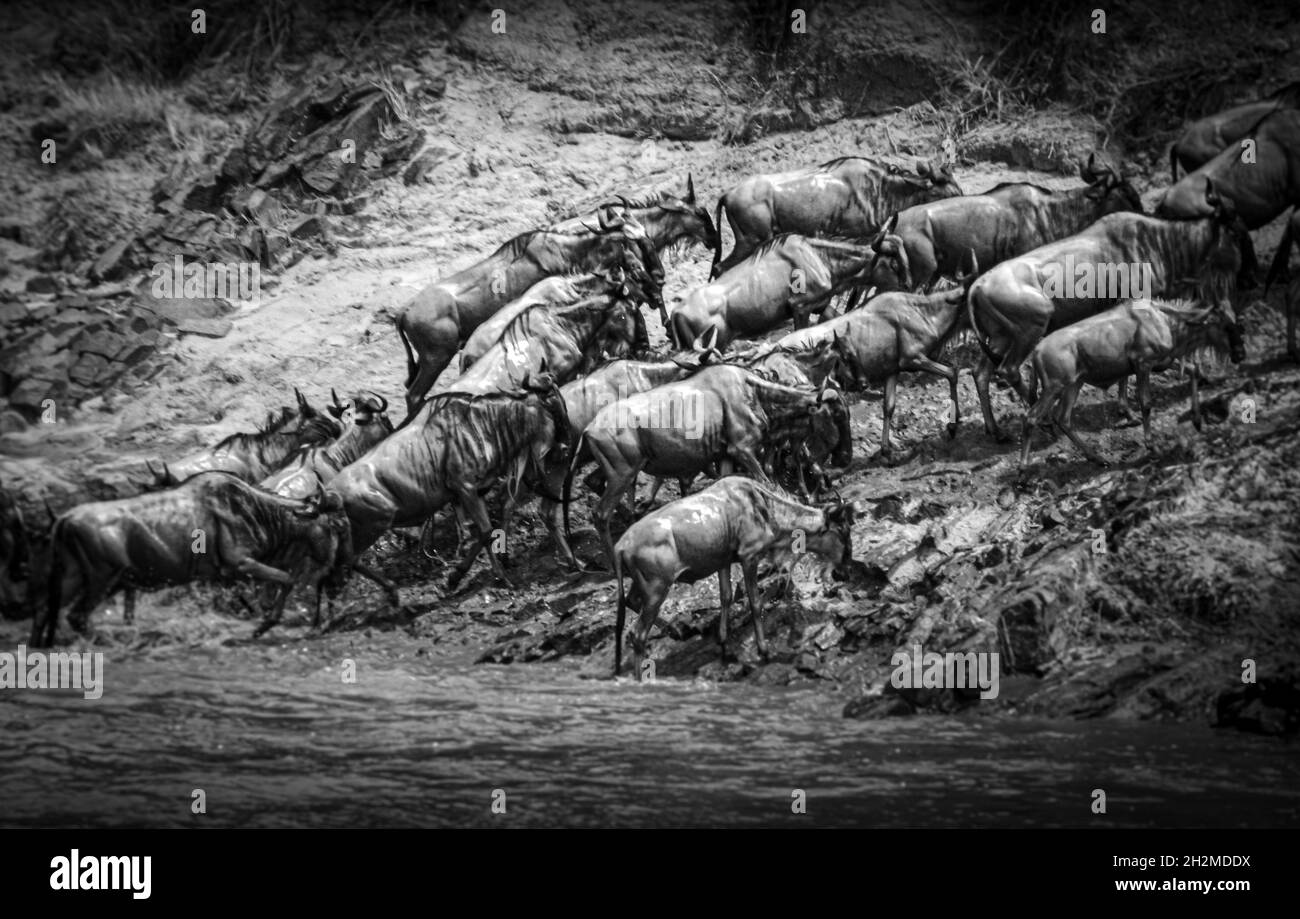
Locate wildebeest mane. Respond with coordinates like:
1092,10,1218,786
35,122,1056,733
983,180,1057,195
209,405,297,450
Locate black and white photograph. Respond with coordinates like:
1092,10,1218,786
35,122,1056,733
0,0,1297,847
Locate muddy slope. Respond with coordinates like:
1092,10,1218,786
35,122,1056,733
1,0,1299,732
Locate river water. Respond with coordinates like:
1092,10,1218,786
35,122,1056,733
2,637,1297,829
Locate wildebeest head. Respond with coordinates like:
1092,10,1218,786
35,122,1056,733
1079,152,1144,215
521,368,572,456
906,159,963,198
869,214,914,290
594,209,665,316
806,379,853,469
659,175,721,252
582,300,643,372
667,328,724,372
350,390,395,436
1185,300,1247,364
823,330,864,391
1202,179,1260,293
810,499,857,580
296,482,354,596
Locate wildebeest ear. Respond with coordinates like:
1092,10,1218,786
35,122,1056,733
882,213,898,234
686,173,696,204
915,159,931,178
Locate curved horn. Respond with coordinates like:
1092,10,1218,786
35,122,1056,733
372,392,388,415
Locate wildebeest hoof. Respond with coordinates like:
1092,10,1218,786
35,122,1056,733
993,429,1012,444
946,422,959,440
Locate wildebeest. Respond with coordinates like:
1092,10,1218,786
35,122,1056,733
148,389,341,487
550,176,720,267
1170,82,1300,181
888,155,1143,291
611,476,856,675
327,375,569,589
669,231,909,351
261,392,394,499
449,297,642,398
967,188,1257,440
1158,107,1300,230
566,364,850,567
729,331,863,494
1158,107,1300,359
30,474,353,647
0,491,30,618
778,253,979,458
459,266,656,372
528,347,720,568
711,156,962,277
1019,299,1244,466
395,212,661,412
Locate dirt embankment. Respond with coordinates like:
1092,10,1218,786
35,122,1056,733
1,0,1298,732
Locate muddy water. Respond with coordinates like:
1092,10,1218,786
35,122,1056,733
1,640,1297,828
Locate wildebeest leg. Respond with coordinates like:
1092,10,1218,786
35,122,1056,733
717,563,733,661
1056,382,1108,465
904,355,960,439
1136,367,1154,451
973,356,1007,442
123,588,136,624
879,373,898,458
742,561,767,659
233,558,295,585
1289,273,1299,361
1189,364,1202,432
594,463,642,571
1019,381,1061,467
449,489,511,590
403,323,458,415
353,563,400,606
1115,376,1137,424
631,571,670,679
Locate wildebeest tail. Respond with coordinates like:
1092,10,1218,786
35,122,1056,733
709,194,726,279
1266,217,1295,294
613,544,627,676
1169,145,1179,184
396,314,418,391
561,431,587,543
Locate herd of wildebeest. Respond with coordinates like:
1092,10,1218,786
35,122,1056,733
3,83,1298,675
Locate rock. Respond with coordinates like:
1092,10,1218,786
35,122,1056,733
0,409,28,433
25,275,59,294
74,329,128,359
0,217,32,244
843,694,915,719
175,317,233,338
287,214,329,240
89,237,132,282
1215,669,1300,735
67,352,109,386
0,301,28,326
